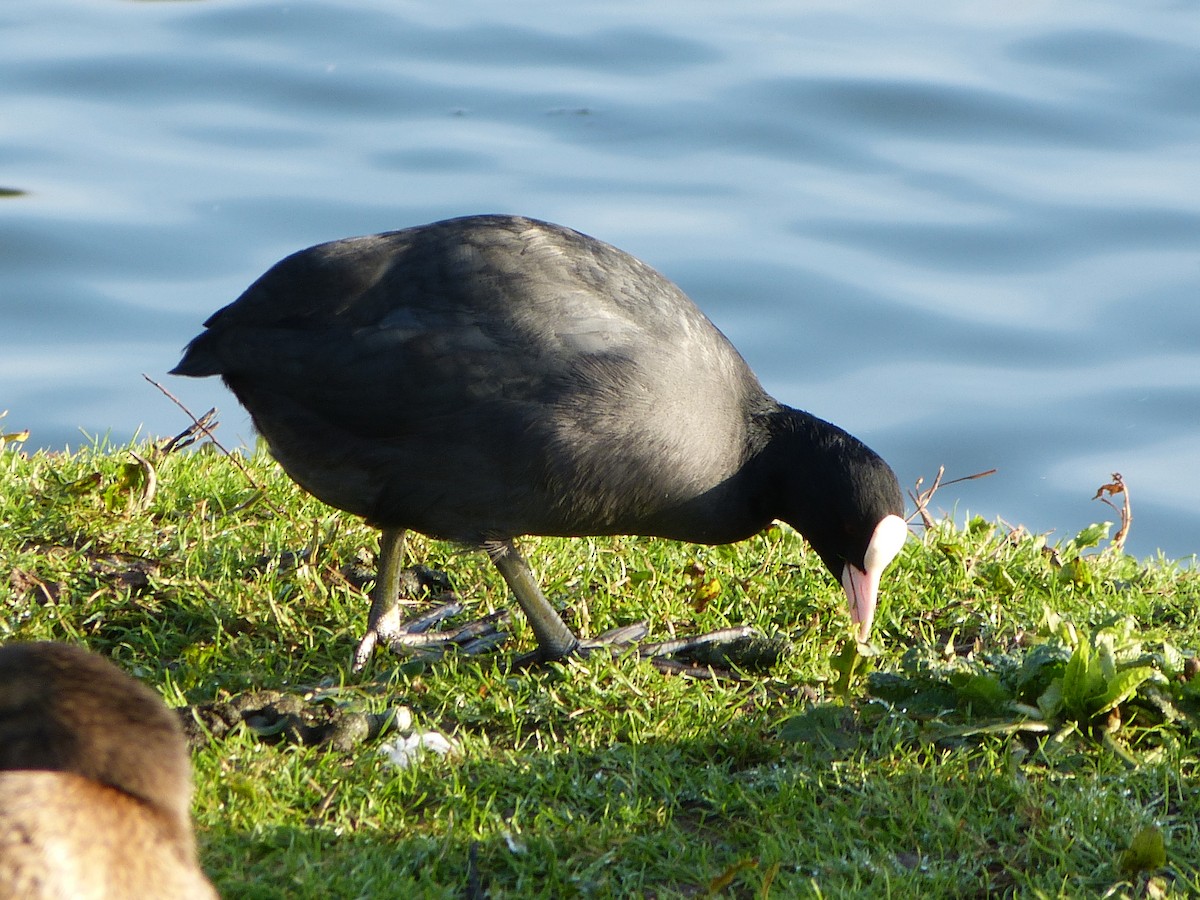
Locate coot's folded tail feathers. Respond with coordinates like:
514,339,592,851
169,333,222,378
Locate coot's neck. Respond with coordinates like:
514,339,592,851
752,404,861,465
746,403,882,531
624,402,895,550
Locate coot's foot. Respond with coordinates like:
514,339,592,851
351,528,495,669
354,598,513,667
352,531,789,675
361,601,788,676
386,604,513,656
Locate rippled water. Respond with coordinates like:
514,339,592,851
3,0,1198,559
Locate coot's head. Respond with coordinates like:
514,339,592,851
785,438,907,641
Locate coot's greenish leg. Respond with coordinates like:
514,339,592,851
352,527,408,671
486,539,580,661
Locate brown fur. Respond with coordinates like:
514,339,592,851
0,642,216,899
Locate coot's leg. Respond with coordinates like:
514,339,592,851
486,539,580,661
354,533,780,673
352,527,408,670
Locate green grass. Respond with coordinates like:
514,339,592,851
2,437,1198,898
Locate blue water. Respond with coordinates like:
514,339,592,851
3,0,1198,560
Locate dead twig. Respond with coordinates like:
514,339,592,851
909,466,945,529
143,374,239,463
1093,472,1132,552
907,466,997,529
157,407,220,455
144,373,290,519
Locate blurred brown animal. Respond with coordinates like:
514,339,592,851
0,642,216,899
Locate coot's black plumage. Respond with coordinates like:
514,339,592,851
173,214,907,668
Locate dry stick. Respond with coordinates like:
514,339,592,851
158,408,220,455
142,373,290,519
908,465,945,529
1093,472,1132,552
908,466,998,529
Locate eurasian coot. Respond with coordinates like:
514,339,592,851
172,214,907,669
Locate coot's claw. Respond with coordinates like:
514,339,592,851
355,601,512,668
580,622,650,649
387,607,510,653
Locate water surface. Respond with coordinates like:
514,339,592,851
3,0,1198,559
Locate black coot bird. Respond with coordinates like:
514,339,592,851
172,215,907,669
